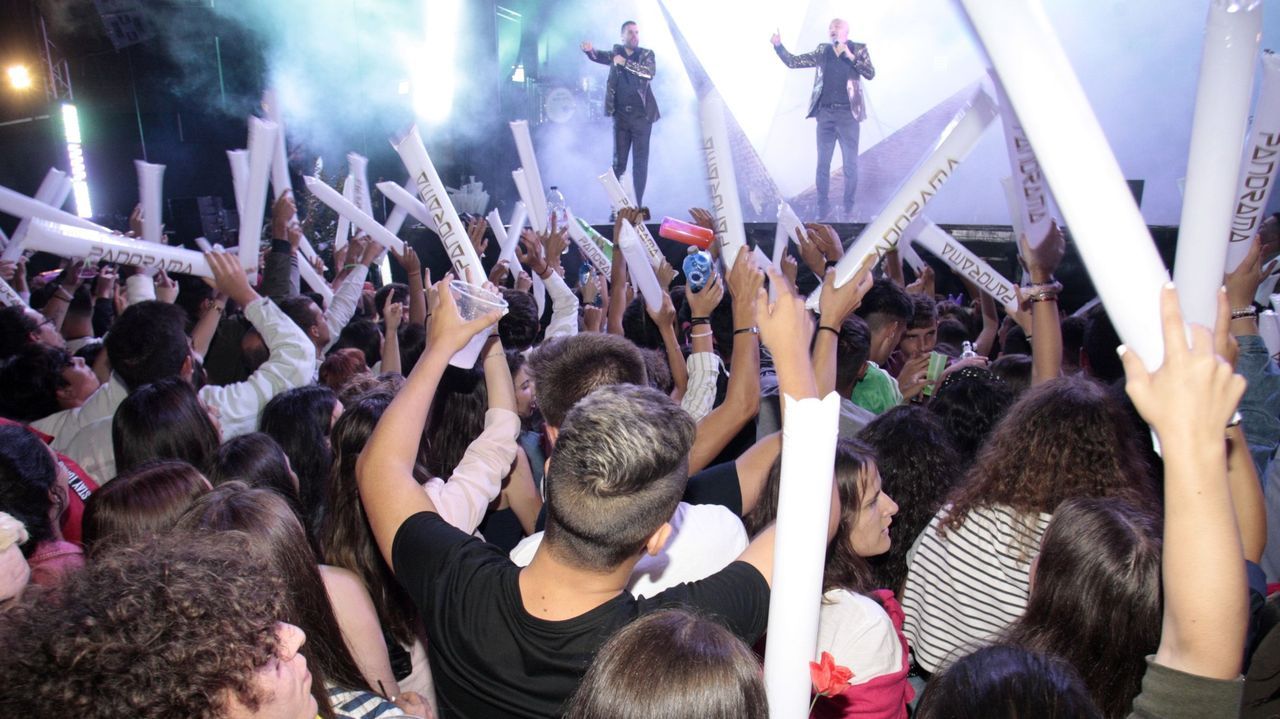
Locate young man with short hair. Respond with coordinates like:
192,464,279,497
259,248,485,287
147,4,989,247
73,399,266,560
358,274,834,717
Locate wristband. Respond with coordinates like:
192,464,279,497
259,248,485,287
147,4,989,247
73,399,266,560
689,329,713,339
54,287,74,302
1231,306,1258,320
824,260,839,269
270,239,294,255
734,326,759,336
817,325,841,336
690,317,711,326
343,263,362,271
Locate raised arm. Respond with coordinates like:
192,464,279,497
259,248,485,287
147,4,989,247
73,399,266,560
581,41,612,65
688,250,763,474
356,278,503,565
648,291,688,401
682,272,726,421
1021,224,1065,385
1119,284,1247,680
813,258,874,396
735,264,827,586
771,34,819,69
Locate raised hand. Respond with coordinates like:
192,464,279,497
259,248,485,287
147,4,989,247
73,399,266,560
818,256,873,328
515,270,532,294
689,207,715,231
384,293,404,334
656,259,676,291
271,192,297,242
393,245,422,277
727,245,765,329
154,269,179,304
467,216,490,257
358,234,381,266
645,290,677,328
488,260,511,286
686,271,725,318
771,29,782,47
806,223,845,264
203,251,258,308
1119,284,1245,445
797,226,828,278
1020,221,1066,284
128,203,144,237
427,274,503,357
581,41,594,53
516,229,548,276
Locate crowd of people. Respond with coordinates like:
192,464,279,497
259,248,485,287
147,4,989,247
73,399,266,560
0,184,1274,719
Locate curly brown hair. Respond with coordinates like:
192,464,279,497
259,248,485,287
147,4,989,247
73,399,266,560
0,531,287,719
941,376,1154,535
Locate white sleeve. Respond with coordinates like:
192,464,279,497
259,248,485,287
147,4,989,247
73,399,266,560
422,408,520,533
680,352,720,421
541,271,579,339
323,265,369,352
32,376,130,452
125,274,156,306
199,296,316,439
817,590,905,684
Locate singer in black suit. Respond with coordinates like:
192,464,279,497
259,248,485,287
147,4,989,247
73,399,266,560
582,20,659,207
772,18,875,220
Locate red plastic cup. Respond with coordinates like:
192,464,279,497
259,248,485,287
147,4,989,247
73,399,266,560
658,217,714,250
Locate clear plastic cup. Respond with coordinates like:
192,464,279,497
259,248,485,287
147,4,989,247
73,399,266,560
448,280,508,369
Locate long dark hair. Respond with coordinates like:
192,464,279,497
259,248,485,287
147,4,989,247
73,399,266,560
0,425,58,556
422,365,487,479
319,391,419,646
260,385,339,537
916,645,1102,719
81,459,209,554
112,377,219,476
209,432,303,520
745,439,880,596
175,483,367,719
941,376,1154,535
563,609,768,719
1003,498,1161,718
858,406,961,596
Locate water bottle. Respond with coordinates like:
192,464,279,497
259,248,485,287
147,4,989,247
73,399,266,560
545,186,567,230
683,251,713,293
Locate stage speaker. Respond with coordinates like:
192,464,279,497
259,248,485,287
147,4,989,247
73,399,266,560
167,196,237,249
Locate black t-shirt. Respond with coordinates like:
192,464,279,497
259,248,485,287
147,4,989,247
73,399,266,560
392,511,770,718
614,46,647,108
819,44,854,106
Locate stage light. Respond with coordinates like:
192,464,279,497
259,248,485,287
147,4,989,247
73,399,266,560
61,104,94,218
511,64,525,83
6,64,32,91
411,0,462,124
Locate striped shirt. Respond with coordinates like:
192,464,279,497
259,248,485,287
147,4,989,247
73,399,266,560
900,503,1052,673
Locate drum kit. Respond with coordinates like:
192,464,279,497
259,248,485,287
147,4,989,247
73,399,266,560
535,76,605,125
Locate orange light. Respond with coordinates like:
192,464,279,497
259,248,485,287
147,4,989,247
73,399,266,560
6,65,32,91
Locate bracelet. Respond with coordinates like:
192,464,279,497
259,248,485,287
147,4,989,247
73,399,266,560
54,287,74,302
817,325,841,336
734,326,759,336
212,304,225,314
824,260,839,269
1027,292,1059,304
690,316,711,325
1231,306,1258,320
343,263,362,271
1022,279,1062,303
689,329,713,339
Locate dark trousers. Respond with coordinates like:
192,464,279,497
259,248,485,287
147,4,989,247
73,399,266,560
612,103,653,206
815,104,860,211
